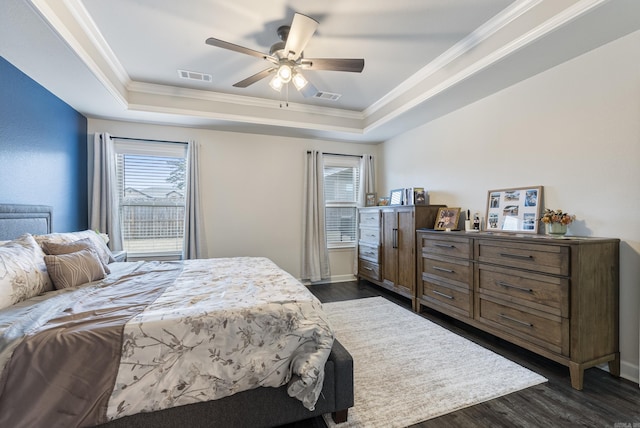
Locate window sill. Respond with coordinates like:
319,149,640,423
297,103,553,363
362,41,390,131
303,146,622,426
126,252,183,262
327,246,356,252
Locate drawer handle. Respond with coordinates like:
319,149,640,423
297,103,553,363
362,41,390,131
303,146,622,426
497,281,533,293
499,313,533,328
499,253,534,260
434,243,455,248
363,266,373,271
433,266,454,273
433,290,454,299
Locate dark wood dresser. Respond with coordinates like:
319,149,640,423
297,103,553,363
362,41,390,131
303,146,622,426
416,229,619,390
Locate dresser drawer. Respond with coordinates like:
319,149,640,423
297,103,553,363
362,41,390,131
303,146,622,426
477,239,569,276
358,243,379,263
359,227,380,244
419,234,471,259
420,275,472,317
477,295,568,355
422,255,471,288
358,259,381,281
358,210,380,227
478,264,569,317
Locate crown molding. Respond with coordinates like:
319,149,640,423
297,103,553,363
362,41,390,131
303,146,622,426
363,0,610,133
128,81,364,120
29,0,129,108
24,0,616,141
364,0,543,117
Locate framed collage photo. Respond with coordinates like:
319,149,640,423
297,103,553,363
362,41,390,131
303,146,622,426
485,186,543,233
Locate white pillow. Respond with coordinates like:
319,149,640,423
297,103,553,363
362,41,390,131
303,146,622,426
35,230,115,266
0,234,53,310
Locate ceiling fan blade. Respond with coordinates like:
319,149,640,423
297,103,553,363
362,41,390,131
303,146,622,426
284,13,319,61
299,79,319,98
232,68,275,88
206,37,276,63
300,58,365,73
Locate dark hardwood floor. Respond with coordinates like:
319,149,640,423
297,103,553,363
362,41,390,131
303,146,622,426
284,280,640,428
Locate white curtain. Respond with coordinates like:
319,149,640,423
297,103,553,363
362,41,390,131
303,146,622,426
354,154,375,273
301,151,330,282
358,154,375,206
89,133,123,251
183,140,204,259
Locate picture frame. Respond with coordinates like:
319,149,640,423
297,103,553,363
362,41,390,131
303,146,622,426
403,187,426,205
365,193,377,207
389,188,404,206
414,188,427,205
485,185,543,233
434,207,461,230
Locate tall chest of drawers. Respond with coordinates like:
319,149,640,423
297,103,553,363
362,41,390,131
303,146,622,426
357,207,382,283
358,206,443,309
416,230,619,390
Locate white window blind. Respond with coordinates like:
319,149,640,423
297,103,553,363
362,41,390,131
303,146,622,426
323,155,360,248
114,140,187,258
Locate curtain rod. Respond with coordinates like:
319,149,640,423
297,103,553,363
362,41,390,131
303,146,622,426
110,136,188,145
307,151,363,158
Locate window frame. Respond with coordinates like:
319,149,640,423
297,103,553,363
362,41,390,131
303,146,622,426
323,155,361,249
113,139,188,259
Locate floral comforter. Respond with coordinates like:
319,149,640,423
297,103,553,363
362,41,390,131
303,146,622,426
0,257,334,428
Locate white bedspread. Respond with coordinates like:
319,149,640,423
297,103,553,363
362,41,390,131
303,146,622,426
107,257,334,420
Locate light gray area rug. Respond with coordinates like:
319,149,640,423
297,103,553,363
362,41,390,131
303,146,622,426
322,297,546,428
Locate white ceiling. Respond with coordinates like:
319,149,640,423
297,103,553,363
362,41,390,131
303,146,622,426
2,0,640,143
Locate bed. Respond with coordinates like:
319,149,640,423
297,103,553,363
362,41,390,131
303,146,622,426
0,204,353,428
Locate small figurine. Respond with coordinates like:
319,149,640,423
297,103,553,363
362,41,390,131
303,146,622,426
473,213,480,231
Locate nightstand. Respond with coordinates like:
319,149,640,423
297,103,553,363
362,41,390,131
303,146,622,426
112,250,127,262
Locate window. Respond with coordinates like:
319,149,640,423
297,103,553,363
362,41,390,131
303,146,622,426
323,155,360,248
114,140,187,259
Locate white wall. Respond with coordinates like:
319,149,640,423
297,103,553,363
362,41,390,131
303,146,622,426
378,30,640,384
87,119,378,282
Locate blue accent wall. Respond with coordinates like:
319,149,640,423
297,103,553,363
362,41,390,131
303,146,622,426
0,56,88,232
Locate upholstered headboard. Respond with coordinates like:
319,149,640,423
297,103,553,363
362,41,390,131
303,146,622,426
0,204,53,240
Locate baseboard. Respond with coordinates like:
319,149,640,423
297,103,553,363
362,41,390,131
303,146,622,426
597,360,639,386
328,274,357,283
620,360,639,386
300,274,357,286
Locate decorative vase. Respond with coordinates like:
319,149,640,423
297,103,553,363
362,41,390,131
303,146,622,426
547,222,567,236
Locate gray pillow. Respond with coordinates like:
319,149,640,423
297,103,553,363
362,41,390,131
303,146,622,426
44,248,106,290
42,238,110,274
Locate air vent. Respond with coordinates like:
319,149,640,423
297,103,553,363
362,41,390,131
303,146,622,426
313,91,341,101
178,69,212,82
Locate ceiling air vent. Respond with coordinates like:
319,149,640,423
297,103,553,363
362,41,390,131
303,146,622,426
313,91,341,101
178,69,212,83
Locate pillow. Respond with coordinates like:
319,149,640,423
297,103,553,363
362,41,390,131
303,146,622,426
41,238,110,274
0,234,54,310
44,248,106,290
35,230,115,266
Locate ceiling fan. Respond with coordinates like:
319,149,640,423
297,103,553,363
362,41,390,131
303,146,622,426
205,13,365,98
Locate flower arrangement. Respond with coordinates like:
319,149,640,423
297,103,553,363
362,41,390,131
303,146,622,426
539,208,575,225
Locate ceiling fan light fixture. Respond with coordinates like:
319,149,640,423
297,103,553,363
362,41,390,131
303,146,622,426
269,75,284,91
277,64,292,83
292,72,308,90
